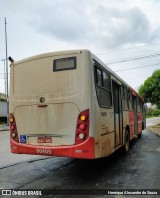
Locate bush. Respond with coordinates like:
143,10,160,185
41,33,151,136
152,109,160,116
146,108,160,117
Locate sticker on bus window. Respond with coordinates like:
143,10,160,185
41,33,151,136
20,135,26,143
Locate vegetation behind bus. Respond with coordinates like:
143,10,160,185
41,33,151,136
139,69,160,109
146,108,160,118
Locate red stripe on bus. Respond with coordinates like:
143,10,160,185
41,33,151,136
10,137,95,159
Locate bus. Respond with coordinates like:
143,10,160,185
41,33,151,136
9,49,146,159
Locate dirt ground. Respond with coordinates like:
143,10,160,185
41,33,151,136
148,123,160,136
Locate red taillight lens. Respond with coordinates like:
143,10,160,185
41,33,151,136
78,123,87,130
10,114,19,143
11,125,15,130
75,109,89,144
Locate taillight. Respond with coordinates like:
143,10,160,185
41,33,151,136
78,123,87,130
11,125,15,130
10,113,19,143
80,115,88,122
78,132,86,140
10,117,14,123
75,109,89,144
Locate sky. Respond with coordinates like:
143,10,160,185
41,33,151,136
0,0,160,94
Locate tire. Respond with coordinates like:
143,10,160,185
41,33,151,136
123,129,130,154
138,132,142,138
138,123,143,138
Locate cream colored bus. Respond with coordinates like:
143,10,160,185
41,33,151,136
9,49,146,159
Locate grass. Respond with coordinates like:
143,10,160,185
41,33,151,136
148,123,160,136
146,115,160,118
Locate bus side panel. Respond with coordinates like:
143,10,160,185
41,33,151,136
128,111,135,140
142,104,146,129
90,58,114,158
138,112,143,134
123,111,130,139
101,133,114,157
93,109,114,158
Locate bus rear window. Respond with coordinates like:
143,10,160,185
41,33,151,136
53,57,76,71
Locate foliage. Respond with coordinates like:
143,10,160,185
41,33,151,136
139,70,160,109
146,108,160,118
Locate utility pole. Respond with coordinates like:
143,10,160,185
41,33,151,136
5,17,9,125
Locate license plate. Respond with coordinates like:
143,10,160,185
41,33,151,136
38,137,52,143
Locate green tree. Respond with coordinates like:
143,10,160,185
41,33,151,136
139,69,160,109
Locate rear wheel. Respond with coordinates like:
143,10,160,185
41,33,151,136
123,129,130,153
138,132,142,138
138,123,143,138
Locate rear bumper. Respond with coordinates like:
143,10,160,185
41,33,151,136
10,137,95,159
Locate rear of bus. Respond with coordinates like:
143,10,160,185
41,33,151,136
9,50,95,159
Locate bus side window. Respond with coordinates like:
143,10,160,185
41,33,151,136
139,99,142,112
102,71,111,90
122,86,128,110
94,65,112,108
137,97,140,112
96,68,102,86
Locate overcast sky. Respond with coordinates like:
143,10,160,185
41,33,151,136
0,0,160,94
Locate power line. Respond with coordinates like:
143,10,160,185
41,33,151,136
114,62,160,72
95,42,160,55
106,52,160,65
